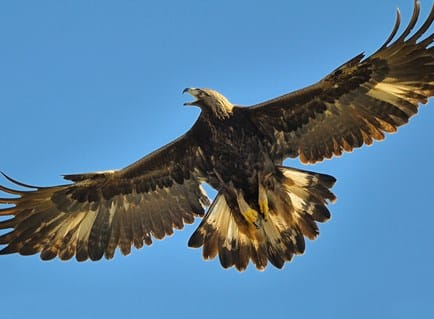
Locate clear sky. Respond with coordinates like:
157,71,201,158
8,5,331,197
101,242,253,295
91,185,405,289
0,1,433,318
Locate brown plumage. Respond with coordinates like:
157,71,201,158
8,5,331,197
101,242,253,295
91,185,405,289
1,1,433,271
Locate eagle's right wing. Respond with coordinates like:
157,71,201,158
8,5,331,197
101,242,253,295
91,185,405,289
0,120,211,261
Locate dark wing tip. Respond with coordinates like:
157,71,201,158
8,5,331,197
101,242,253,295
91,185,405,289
376,0,434,54
0,172,41,190
376,6,402,52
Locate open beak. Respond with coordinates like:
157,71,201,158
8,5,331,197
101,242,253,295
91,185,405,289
183,87,200,106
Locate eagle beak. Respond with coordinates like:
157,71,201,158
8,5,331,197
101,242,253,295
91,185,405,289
183,87,200,106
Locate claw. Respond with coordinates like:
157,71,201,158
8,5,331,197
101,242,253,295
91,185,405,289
243,208,259,225
236,190,260,227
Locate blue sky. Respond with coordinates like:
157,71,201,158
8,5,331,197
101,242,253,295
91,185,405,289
0,1,433,318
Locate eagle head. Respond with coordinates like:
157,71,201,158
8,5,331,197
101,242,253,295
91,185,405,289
183,88,234,119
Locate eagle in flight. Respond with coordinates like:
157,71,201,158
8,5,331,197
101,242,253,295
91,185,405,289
0,1,433,271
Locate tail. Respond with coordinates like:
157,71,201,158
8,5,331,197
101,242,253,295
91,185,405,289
188,166,336,271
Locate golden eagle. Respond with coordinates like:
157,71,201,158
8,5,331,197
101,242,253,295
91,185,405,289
0,1,433,271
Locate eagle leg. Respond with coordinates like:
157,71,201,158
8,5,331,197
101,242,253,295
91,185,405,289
235,190,262,228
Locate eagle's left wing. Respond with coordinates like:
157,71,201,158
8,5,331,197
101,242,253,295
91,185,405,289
249,2,433,163
0,122,210,261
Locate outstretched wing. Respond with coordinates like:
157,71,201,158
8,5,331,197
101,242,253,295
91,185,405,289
0,122,210,261
249,2,434,163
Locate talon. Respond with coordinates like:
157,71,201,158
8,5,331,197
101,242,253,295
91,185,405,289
243,208,259,225
236,190,261,227
259,200,269,221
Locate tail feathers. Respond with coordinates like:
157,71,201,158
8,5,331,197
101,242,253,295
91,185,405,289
188,167,336,271
188,193,306,271
188,194,253,271
275,166,336,242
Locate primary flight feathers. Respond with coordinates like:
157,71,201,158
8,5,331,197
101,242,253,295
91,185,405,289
1,1,432,271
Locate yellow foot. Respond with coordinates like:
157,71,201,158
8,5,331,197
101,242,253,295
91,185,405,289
242,208,259,225
237,190,262,228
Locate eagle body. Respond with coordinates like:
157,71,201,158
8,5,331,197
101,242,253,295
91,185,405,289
200,107,270,189
180,90,336,269
1,1,433,271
